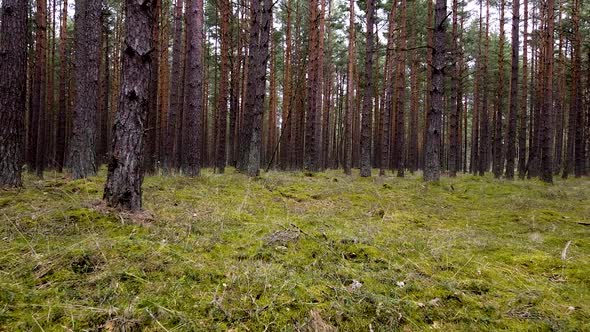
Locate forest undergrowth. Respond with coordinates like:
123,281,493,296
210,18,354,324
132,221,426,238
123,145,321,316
1,169,589,331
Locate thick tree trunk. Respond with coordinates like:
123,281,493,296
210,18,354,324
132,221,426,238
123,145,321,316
181,0,204,176
237,0,272,176
103,0,154,211
0,0,28,187
540,0,554,183
359,0,374,177
424,0,446,182
68,0,101,179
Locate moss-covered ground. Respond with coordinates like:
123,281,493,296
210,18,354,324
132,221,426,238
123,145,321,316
1,169,589,331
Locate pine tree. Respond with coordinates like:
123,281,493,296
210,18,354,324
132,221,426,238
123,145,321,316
103,0,155,211
359,0,374,177
0,0,28,187
68,0,102,179
425,0,446,182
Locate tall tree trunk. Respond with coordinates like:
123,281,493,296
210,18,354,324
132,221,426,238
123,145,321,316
359,0,374,177
493,0,506,178
379,2,396,176
279,0,292,169
144,0,161,173
478,0,490,176
165,0,183,171
215,0,231,173
0,0,28,187
517,0,528,179
237,0,272,176
304,0,321,172
572,0,583,177
56,0,68,172
344,0,355,175
394,0,407,177
424,0,446,181
540,0,554,183
68,0,101,179
505,0,519,179
553,8,564,175
181,0,204,176
449,0,459,177
32,0,48,176
104,0,154,211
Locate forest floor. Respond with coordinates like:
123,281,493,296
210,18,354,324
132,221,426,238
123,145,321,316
1,169,589,331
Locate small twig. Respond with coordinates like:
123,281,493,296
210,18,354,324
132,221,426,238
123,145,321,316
32,315,46,332
561,240,572,261
146,309,170,332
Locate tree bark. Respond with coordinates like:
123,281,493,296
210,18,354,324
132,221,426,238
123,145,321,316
344,0,355,175
540,0,554,183
0,0,28,187
68,0,102,179
424,0,446,182
181,0,204,176
517,0,528,179
492,0,506,178
359,0,374,177
215,0,231,173
103,0,155,211
505,0,519,179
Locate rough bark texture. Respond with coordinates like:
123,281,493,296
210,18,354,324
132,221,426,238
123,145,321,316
379,3,396,176
304,0,321,172
424,0,446,182
237,0,272,176
540,0,554,183
165,0,183,171
394,0,407,177
68,0,102,179
449,0,459,177
33,0,47,176
517,0,528,179
279,0,292,169
493,0,505,178
181,0,204,176
56,0,68,172
478,0,490,176
359,0,374,177
572,0,584,177
0,0,28,187
505,0,519,179
344,0,355,175
103,0,154,211
215,0,231,173
144,0,161,173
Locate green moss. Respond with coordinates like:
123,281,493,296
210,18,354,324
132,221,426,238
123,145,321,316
0,169,589,330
